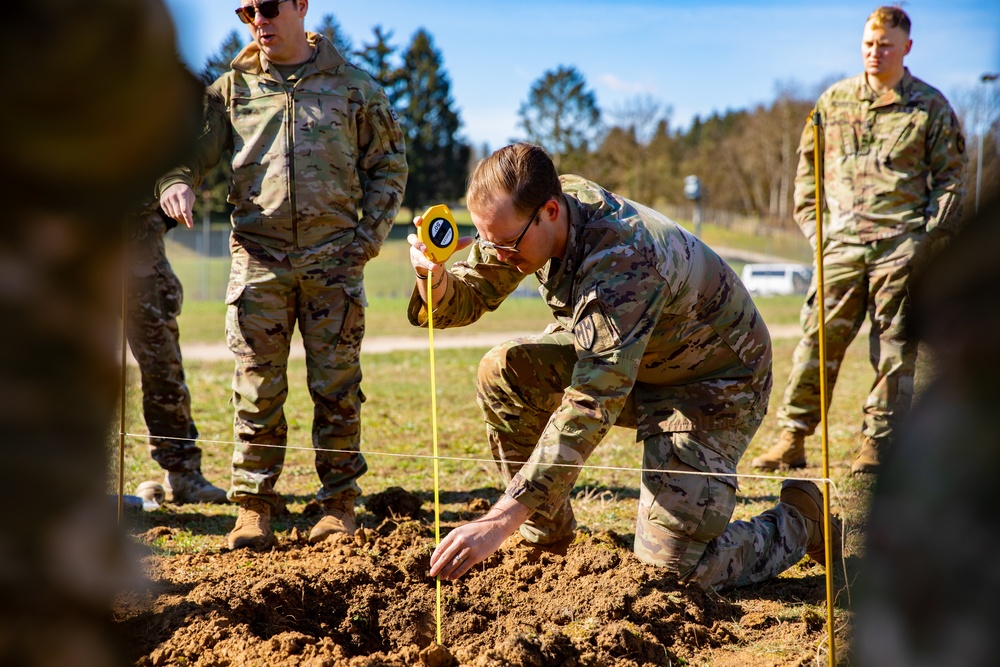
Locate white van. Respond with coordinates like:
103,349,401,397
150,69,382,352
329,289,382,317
740,263,812,296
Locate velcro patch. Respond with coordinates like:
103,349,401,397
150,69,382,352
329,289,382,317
574,299,620,353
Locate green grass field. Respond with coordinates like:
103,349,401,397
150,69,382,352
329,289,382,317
118,279,870,558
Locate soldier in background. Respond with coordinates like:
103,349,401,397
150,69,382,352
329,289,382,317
753,5,966,475
411,143,840,590
126,206,227,503
0,1,201,664
158,0,407,550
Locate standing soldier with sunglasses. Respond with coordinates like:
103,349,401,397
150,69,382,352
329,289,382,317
409,143,840,591
158,0,407,550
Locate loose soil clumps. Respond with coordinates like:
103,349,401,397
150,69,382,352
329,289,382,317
116,492,833,666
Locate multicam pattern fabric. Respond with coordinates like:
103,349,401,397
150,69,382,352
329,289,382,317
155,34,405,505
156,33,406,259
781,69,966,448
634,431,810,589
226,240,368,507
126,209,202,472
793,69,966,248
777,234,923,441
409,177,801,588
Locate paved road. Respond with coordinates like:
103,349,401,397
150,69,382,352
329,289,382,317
126,322,820,365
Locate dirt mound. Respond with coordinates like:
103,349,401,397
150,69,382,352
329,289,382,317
115,520,749,667
366,487,423,520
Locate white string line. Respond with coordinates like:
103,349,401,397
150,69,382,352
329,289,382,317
122,431,854,566
121,431,843,488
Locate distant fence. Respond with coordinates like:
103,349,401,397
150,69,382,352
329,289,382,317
164,219,540,302
165,209,807,302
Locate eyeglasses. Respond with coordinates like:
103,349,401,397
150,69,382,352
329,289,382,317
475,201,546,254
235,0,290,24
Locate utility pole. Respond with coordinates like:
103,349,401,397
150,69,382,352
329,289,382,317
684,175,703,238
976,73,999,215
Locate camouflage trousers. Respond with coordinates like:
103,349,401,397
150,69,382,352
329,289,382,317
225,243,368,508
778,233,925,445
478,332,809,591
126,213,201,472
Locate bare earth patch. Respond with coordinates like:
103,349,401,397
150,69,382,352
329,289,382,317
115,489,838,667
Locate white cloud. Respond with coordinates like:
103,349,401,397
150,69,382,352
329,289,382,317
596,74,658,95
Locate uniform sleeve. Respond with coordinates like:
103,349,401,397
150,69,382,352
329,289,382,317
354,88,408,260
792,108,820,250
505,252,672,518
923,102,968,238
154,77,232,198
406,244,527,329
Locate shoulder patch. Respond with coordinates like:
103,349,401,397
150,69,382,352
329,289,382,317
573,298,621,354
577,312,596,351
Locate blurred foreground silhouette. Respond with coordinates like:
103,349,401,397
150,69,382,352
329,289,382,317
0,2,200,664
854,193,1000,666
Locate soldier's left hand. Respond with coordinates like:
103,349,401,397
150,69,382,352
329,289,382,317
407,214,473,277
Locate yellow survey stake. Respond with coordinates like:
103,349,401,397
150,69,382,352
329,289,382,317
418,204,458,264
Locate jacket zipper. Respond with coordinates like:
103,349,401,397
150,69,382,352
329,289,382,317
286,84,299,248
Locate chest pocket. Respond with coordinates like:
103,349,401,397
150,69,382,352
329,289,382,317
230,90,288,212
825,120,860,166
293,90,359,206
879,110,928,173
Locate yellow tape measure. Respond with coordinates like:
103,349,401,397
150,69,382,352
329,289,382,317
418,204,458,264
420,204,459,646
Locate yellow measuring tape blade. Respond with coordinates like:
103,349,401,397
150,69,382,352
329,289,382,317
427,267,443,645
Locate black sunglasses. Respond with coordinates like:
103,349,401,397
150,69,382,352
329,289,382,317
235,0,291,24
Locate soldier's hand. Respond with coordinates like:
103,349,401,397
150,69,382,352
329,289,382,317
408,214,473,277
159,183,196,229
428,493,531,581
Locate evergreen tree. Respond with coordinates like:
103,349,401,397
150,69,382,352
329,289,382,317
356,26,401,105
517,66,601,171
395,29,470,210
314,14,354,63
199,30,243,85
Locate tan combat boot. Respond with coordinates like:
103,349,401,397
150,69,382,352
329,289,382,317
779,480,842,566
309,494,357,543
751,430,807,470
227,498,275,550
851,436,883,475
164,470,228,504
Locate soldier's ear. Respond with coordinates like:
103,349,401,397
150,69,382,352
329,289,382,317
903,39,912,57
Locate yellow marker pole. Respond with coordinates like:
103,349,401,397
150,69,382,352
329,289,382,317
812,109,836,667
118,225,128,526
426,267,443,646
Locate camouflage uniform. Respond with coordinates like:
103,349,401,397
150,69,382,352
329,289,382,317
126,208,202,472
156,33,406,507
778,69,966,450
409,176,814,590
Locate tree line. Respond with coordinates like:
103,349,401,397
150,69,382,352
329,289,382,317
196,18,1000,226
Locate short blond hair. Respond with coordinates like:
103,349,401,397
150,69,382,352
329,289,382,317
467,143,562,217
867,5,911,35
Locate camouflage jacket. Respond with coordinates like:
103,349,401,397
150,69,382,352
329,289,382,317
156,33,406,259
408,177,772,515
794,69,966,247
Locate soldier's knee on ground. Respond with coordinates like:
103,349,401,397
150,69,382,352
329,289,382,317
634,460,736,574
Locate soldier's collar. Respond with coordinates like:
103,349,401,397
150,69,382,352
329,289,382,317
541,194,579,287
859,68,912,108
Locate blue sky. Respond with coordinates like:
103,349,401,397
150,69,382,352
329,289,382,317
162,0,1000,149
